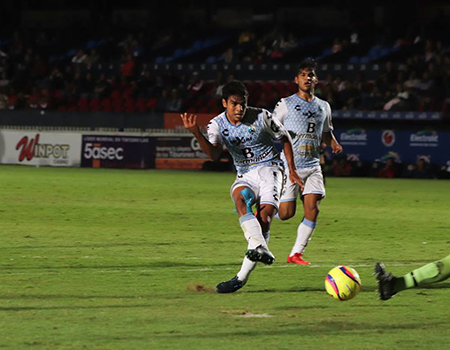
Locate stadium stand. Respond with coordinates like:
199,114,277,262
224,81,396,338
0,2,449,177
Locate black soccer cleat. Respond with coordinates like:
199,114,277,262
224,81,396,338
216,276,246,293
245,245,275,265
375,262,397,301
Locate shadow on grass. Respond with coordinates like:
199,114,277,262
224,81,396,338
248,284,450,294
0,242,174,250
248,286,379,293
0,304,158,312
1,261,233,270
150,320,450,339
0,294,155,300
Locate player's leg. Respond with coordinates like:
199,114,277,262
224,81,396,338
217,200,272,293
217,175,269,293
217,167,283,293
232,186,269,251
375,254,450,300
235,231,271,284
245,202,277,265
287,166,325,265
278,168,299,220
245,165,283,264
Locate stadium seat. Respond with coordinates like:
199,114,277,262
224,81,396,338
90,98,100,111
274,82,287,96
135,98,147,113
147,98,157,111
100,97,112,112
78,97,89,111
111,89,121,99
419,97,435,111
123,86,136,99
125,98,136,112
113,103,123,113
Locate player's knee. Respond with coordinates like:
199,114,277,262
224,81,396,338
278,202,296,220
233,187,255,215
278,208,294,220
314,206,320,217
306,203,320,218
258,211,274,231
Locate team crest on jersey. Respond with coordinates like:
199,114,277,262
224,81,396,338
222,129,229,136
247,125,256,133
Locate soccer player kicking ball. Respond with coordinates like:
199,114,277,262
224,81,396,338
273,58,342,265
375,255,450,300
181,80,302,293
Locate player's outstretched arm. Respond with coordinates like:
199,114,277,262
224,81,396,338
180,113,222,161
280,136,304,191
322,131,343,154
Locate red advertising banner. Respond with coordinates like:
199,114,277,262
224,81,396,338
164,113,215,130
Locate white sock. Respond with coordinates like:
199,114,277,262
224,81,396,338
237,257,257,282
239,213,267,250
289,219,316,257
237,231,270,282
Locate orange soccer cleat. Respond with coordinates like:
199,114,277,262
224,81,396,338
287,253,311,265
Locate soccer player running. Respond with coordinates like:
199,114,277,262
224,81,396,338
273,58,342,265
181,80,303,293
375,255,450,300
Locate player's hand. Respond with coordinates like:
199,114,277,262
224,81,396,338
331,140,343,154
290,169,304,192
180,113,200,134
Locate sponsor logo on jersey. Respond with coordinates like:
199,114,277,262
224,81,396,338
230,136,253,145
295,133,319,140
236,149,273,165
303,110,317,119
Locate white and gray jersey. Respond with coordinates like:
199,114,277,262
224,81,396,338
273,94,333,169
207,107,285,175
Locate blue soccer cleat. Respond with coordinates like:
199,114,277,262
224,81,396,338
216,276,246,293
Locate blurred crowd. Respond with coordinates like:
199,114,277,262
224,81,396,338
0,23,449,113
324,154,450,180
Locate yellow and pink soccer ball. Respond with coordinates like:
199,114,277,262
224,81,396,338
325,265,361,301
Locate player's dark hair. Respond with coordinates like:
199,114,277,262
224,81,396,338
222,80,249,100
297,57,317,74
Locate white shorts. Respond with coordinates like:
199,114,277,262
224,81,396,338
230,164,284,210
281,166,325,202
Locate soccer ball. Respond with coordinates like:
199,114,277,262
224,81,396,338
325,265,361,301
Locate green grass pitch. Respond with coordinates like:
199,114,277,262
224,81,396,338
1,165,450,349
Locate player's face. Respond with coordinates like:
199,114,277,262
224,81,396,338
295,68,318,93
222,94,248,124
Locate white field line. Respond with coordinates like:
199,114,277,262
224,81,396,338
236,313,273,318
